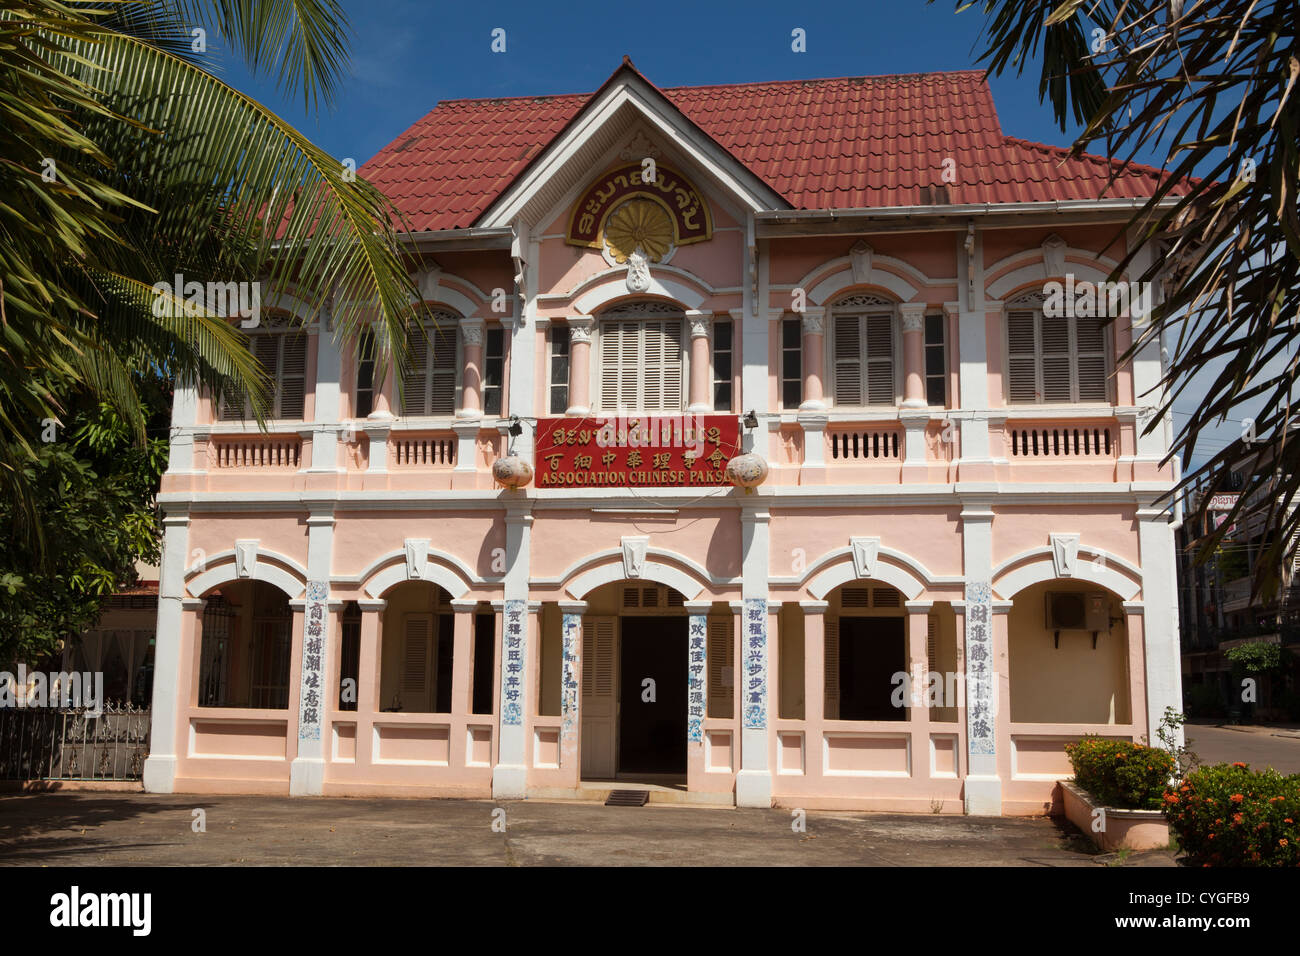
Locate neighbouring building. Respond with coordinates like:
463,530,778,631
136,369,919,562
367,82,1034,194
1178,452,1300,721
144,61,1187,814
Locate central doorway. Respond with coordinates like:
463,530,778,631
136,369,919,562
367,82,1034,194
617,617,687,775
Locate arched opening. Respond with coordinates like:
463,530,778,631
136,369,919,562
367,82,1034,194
378,581,455,713
825,581,907,721
1008,580,1131,723
198,580,293,709
567,579,704,779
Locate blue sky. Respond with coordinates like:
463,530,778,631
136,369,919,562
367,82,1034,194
218,0,1129,167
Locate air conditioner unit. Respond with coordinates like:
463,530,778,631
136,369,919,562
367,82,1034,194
1045,591,1109,647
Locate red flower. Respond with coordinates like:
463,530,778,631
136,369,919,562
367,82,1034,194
1233,762,1248,768
1231,794,1245,803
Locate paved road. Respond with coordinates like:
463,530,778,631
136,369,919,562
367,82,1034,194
1184,724,1300,774
0,792,1173,867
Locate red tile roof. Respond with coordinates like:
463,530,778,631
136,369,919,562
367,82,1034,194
363,65,1180,233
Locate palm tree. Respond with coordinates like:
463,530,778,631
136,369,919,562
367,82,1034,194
1,0,418,538
947,0,1300,597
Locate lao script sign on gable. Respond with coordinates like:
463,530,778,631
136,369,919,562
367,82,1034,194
566,162,713,248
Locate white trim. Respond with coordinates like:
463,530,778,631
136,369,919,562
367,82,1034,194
535,545,719,588
985,254,1114,301
573,273,708,314
806,555,927,601
565,559,706,601
991,545,1142,585
992,557,1140,601
360,555,473,600
187,558,306,600
795,254,938,305
809,263,920,305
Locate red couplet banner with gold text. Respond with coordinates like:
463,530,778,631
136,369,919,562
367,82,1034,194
534,414,742,488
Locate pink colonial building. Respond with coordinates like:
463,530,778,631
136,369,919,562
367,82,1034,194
144,62,1185,814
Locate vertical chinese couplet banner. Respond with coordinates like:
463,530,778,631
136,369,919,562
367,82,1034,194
298,580,329,742
963,581,995,755
686,614,708,743
560,614,580,758
502,600,526,727
742,598,767,731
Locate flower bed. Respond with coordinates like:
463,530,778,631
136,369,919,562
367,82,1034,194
1163,762,1300,866
1061,736,1175,851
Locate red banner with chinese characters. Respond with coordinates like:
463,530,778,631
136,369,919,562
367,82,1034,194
534,414,741,488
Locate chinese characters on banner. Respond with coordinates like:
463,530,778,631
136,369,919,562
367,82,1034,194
742,598,767,730
502,600,526,727
687,614,708,742
297,580,329,742
964,581,995,755
560,614,580,758
534,415,741,489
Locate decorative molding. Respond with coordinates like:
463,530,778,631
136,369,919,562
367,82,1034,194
900,303,926,333
404,538,430,580
1042,234,1067,276
622,536,649,579
460,317,484,347
417,266,442,303
686,310,711,338
619,130,661,160
568,316,594,344
850,536,881,579
849,240,873,284
800,311,824,336
234,540,258,579
1049,533,1081,577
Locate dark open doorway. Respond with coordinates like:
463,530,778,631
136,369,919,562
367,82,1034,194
618,617,687,774
839,617,906,721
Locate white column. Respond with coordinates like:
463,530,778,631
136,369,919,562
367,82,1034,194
952,224,993,470
507,222,538,462
168,375,200,472
459,317,485,419
736,504,772,807
739,213,771,455
290,510,335,795
900,303,927,409
799,308,827,410
143,512,190,793
309,309,343,472
960,501,1001,815
566,317,594,415
493,502,533,798
1139,506,1184,747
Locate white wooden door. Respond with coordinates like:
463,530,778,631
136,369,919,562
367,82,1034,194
580,617,617,778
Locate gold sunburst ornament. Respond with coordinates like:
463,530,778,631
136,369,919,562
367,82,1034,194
603,199,674,263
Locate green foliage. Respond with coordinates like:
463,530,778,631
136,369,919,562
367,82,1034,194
1154,707,1201,779
0,372,169,664
1226,640,1284,675
1163,763,1300,866
1066,736,1176,810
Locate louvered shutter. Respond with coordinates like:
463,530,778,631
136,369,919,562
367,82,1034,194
277,331,307,418
824,619,840,720
251,333,280,419
1074,316,1108,401
1040,315,1072,402
429,325,458,414
865,313,895,405
402,616,431,701
1007,310,1039,403
707,616,733,719
586,619,614,698
926,615,938,671
599,321,634,409
833,314,862,405
644,319,683,411
401,324,429,415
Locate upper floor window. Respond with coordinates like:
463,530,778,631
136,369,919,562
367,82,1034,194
482,326,505,416
354,329,375,418
713,317,734,412
1006,291,1109,403
831,294,897,407
221,313,307,420
402,309,460,416
780,317,801,409
924,313,947,407
598,301,684,412
549,324,571,414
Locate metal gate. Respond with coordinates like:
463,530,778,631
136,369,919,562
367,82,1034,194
0,703,150,781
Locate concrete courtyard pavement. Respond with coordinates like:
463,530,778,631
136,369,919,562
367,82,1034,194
0,792,1174,866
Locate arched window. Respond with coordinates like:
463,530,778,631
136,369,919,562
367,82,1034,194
220,312,307,420
401,308,460,416
1006,290,1109,403
830,294,898,407
597,301,685,412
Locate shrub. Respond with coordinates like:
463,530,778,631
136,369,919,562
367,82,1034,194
1065,736,1175,810
1163,762,1300,866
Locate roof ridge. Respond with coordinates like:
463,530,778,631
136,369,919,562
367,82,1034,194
1004,135,1174,179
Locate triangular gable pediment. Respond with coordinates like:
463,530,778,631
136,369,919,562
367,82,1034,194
476,61,789,230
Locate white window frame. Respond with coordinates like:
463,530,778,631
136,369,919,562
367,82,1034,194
220,313,309,421
400,309,463,419
594,302,687,413
825,294,901,408
1003,291,1113,405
